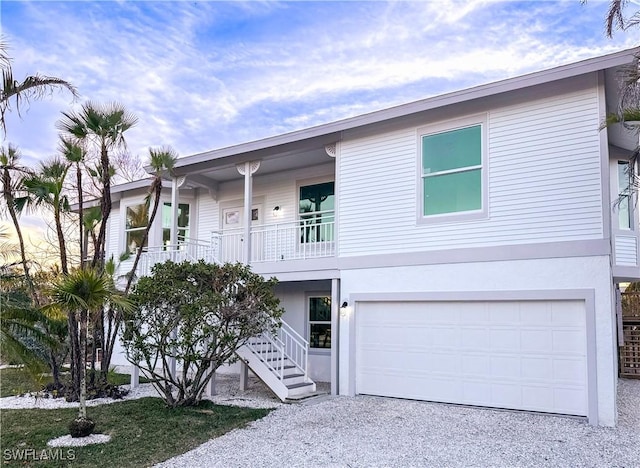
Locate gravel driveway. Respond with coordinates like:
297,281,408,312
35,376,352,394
158,379,640,468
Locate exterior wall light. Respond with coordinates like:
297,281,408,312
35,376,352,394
340,301,352,317
272,206,281,218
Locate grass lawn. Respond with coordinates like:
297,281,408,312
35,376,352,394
1,397,272,467
0,368,149,397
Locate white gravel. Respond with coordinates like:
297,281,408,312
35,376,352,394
4,373,638,467
47,434,111,447
156,379,640,468
0,374,285,410
0,383,160,410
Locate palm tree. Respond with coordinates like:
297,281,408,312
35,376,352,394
0,289,54,376
0,38,78,134
21,158,71,274
50,268,131,434
0,145,37,304
100,147,177,378
125,146,177,293
59,137,87,267
57,102,138,270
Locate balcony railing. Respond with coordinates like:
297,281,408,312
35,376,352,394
135,214,335,277
213,212,335,264
138,237,218,277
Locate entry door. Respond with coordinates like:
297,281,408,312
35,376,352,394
220,205,262,262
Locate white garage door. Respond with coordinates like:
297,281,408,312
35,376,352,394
356,300,588,416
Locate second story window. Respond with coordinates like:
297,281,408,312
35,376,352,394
421,124,483,217
299,181,335,243
162,202,190,245
618,161,633,230
125,203,148,253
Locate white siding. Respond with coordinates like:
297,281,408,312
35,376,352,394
615,235,638,266
339,83,604,256
196,195,219,242
107,206,120,261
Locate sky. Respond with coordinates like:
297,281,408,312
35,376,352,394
1,0,638,171
0,0,638,256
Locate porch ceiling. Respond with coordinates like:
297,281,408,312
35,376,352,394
175,146,333,188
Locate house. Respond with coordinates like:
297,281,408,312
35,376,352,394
107,47,640,426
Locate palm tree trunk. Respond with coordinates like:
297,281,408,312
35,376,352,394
92,142,111,270
49,348,62,389
54,206,68,275
78,309,87,419
125,181,161,294
77,162,84,268
68,315,81,400
2,169,37,305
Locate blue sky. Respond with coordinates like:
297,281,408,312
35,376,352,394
0,0,637,171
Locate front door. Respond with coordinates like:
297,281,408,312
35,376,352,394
220,205,262,262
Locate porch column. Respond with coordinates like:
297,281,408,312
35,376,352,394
170,177,180,249
331,278,340,396
239,361,249,391
168,177,186,381
169,177,186,249
236,161,260,263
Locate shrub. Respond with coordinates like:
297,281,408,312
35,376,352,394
122,261,283,407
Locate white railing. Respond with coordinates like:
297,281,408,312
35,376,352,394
138,237,218,277
244,318,309,381
213,211,335,263
276,320,309,379
245,333,287,380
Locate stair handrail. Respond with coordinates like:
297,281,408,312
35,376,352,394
245,332,287,380
274,318,309,381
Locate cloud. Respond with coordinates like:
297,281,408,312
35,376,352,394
1,0,636,165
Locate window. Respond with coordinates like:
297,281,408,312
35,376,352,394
309,296,331,349
618,161,632,230
162,202,190,245
421,124,482,217
125,203,148,253
299,182,335,243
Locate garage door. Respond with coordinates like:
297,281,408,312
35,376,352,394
356,300,588,416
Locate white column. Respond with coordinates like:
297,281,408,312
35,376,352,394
130,365,140,389
239,361,249,391
330,278,340,396
207,367,216,396
170,177,180,249
243,162,252,263
236,161,260,264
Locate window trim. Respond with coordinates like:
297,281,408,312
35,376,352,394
616,159,635,232
416,114,488,225
306,293,332,354
123,201,149,254
162,201,192,246
297,176,336,245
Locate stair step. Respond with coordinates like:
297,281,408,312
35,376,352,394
286,381,314,390
283,373,304,380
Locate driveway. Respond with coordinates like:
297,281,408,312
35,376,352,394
158,379,640,467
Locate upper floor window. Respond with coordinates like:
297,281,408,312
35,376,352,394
125,203,148,253
421,124,482,217
162,202,190,245
618,161,632,230
299,181,334,243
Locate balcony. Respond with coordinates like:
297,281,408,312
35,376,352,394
137,213,335,277
214,211,335,263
